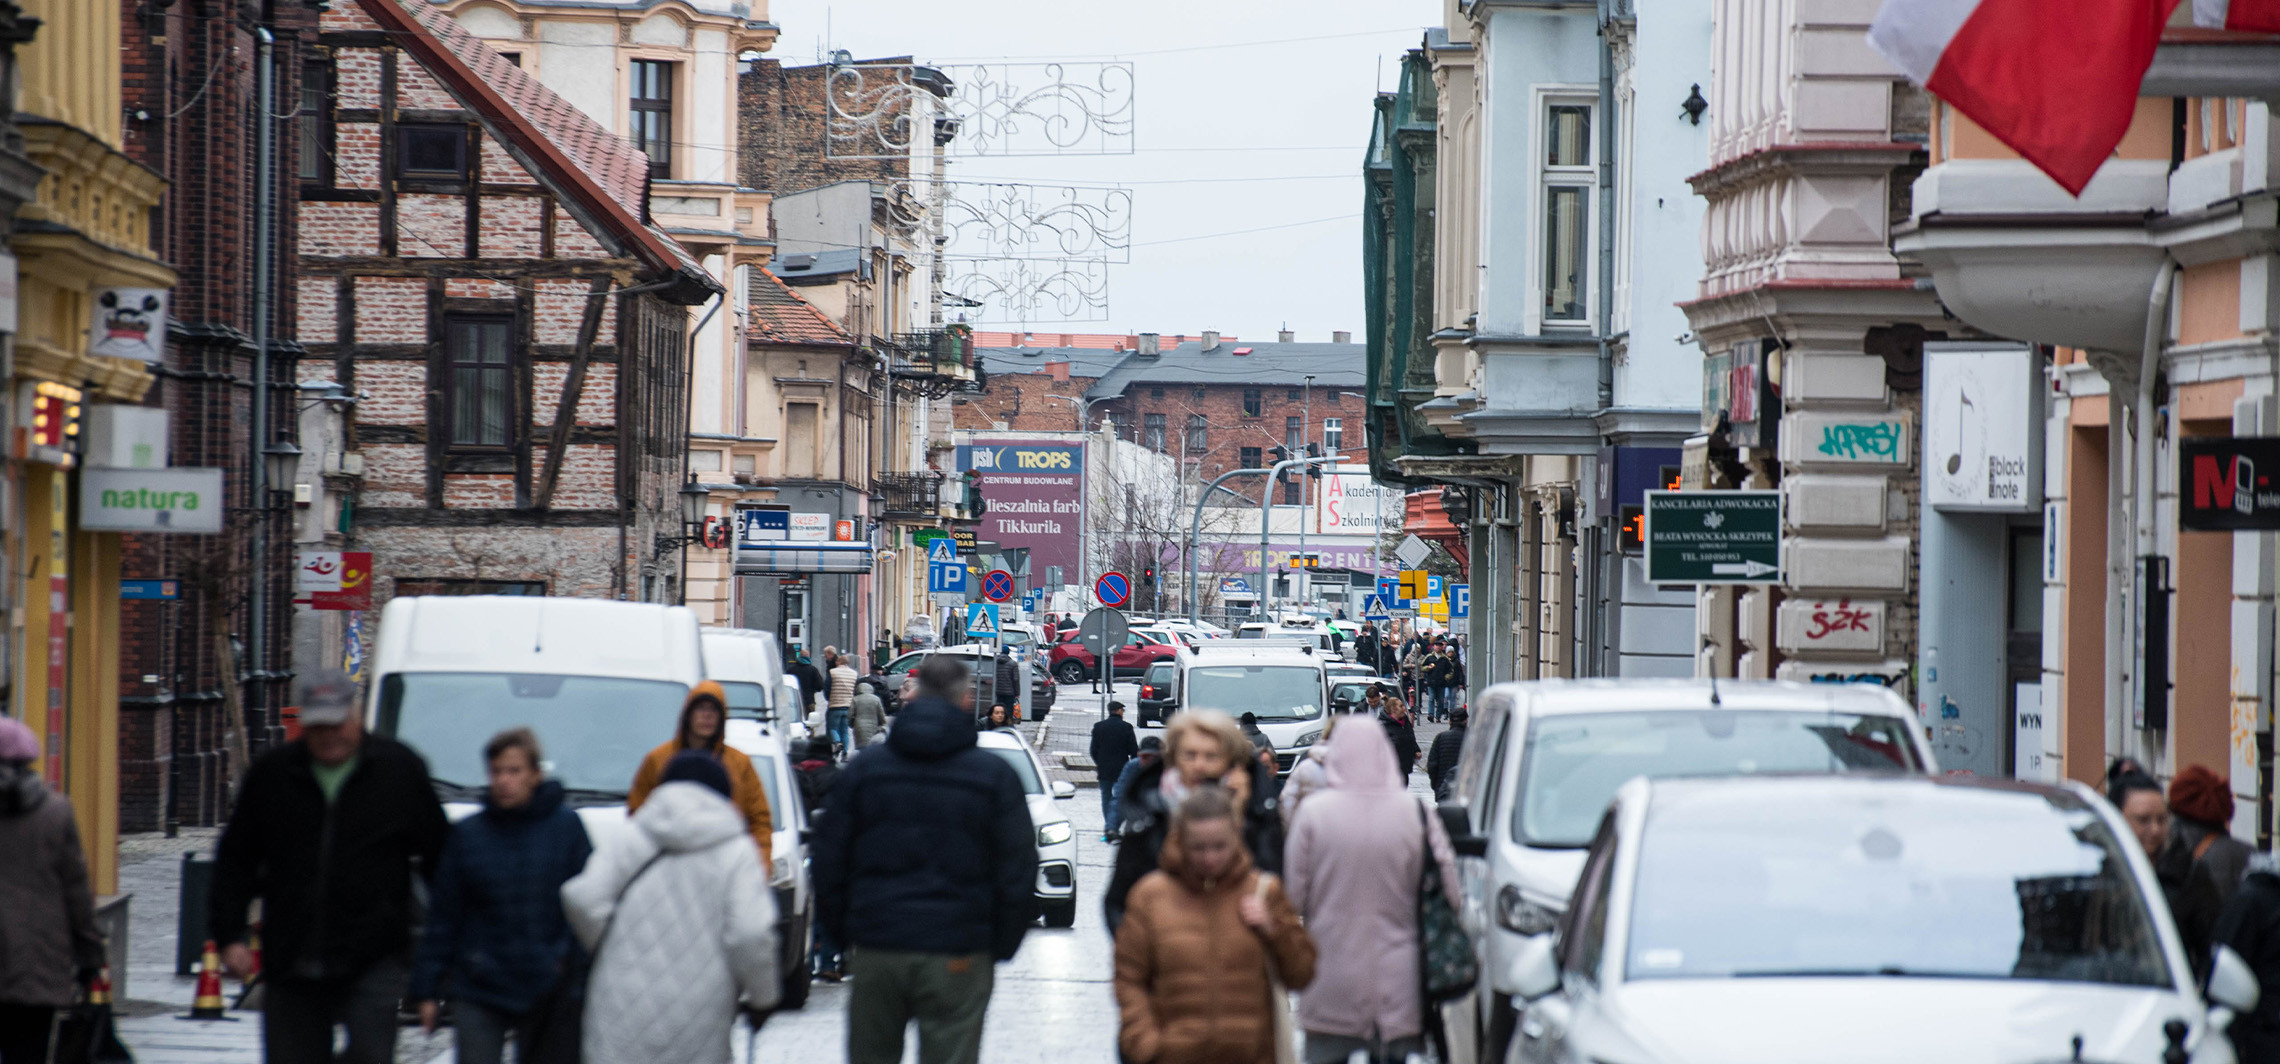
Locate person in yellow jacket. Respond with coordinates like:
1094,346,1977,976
626,681,773,867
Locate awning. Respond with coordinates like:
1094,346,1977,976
735,542,874,575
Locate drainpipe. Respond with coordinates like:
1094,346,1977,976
1594,0,1617,413
249,28,275,714
2127,259,2177,758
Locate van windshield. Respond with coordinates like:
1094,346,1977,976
717,681,772,721
379,673,688,802
1184,665,1322,722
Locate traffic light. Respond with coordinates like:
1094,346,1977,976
1268,445,1291,465
1142,566,1156,588
1305,442,1324,477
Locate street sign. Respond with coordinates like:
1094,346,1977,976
1644,489,1783,584
1361,593,1390,622
1398,569,1429,602
120,579,179,600
966,602,1000,638
1096,570,1131,608
1078,608,1131,660
981,569,1016,602
928,559,969,594
929,538,957,562
1451,584,1470,619
1395,533,1433,568
1426,574,1444,602
1377,576,1400,604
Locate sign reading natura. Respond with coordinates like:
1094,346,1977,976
79,467,225,534
2180,436,2280,531
1643,489,1782,585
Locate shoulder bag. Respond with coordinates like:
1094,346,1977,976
1416,802,1478,1001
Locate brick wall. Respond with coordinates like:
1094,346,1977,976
950,370,1099,433
738,57,908,193
1096,383,1366,484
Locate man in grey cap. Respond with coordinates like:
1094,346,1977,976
210,669,448,1064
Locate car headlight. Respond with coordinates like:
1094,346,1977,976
1294,729,1323,747
1497,884,1560,936
1037,821,1073,846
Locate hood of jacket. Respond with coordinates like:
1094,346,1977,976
1324,716,1404,792
887,695,976,760
483,777,566,820
1158,805,1256,894
0,762,47,815
677,680,729,753
632,780,748,853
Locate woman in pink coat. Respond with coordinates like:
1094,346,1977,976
1283,718,1461,1064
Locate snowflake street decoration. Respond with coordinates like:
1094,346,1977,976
942,259,1111,324
827,61,1136,159
889,180,1133,263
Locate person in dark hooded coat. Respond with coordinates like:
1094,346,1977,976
2214,851,2280,1062
1105,709,1282,934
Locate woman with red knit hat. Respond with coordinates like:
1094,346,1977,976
2165,764,2253,979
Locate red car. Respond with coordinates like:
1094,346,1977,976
1047,628,1178,684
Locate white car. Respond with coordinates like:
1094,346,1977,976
1177,644,1328,776
1503,774,2257,1064
1156,618,1229,640
974,727,1081,927
1447,679,1938,1062
723,720,814,1009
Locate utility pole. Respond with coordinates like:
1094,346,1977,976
1300,374,1314,612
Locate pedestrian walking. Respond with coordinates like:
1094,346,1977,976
1107,710,1284,932
209,669,450,1064
1111,737,1164,839
2165,765,2254,975
1284,722,1461,1064
995,648,1024,722
796,737,841,814
986,704,1013,729
1379,696,1420,783
811,655,1037,1064
1399,639,1425,708
626,680,773,866
1278,714,1342,830
851,681,887,749
1426,708,1468,801
788,651,827,722
2214,851,2280,1060
1113,787,1316,1064
2112,771,2216,973
1092,701,1140,843
563,753,779,1064
828,651,860,757
410,728,593,1064
0,717,104,1064
1418,642,1448,723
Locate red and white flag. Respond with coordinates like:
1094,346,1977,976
2195,0,2280,30
1868,0,2180,196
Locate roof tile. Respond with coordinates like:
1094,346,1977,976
749,268,857,346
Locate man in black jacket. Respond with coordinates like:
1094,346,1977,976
1088,702,1138,842
2215,852,2280,1063
812,655,1037,1064
1427,708,1469,800
210,669,449,1064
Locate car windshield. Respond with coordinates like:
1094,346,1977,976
1146,664,1174,681
717,681,771,721
1185,665,1322,722
1000,629,1035,646
1513,711,1919,848
984,746,1044,794
1626,784,2171,988
378,673,687,802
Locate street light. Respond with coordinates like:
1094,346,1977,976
261,440,303,500
655,476,715,554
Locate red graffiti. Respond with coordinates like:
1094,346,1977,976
1805,599,1873,642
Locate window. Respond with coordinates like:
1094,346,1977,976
1150,386,1166,399
1242,388,1262,417
1144,412,1166,452
496,50,522,67
1281,477,1300,505
445,317,514,448
785,402,819,477
1285,416,1303,451
298,62,334,184
1241,446,1262,470
630,60,675,179
1323,418,1342,451
1542,102,1593,323
1108,410,1130,439
398,124,468,181
1186,415,1207,452
1287,387,1302,402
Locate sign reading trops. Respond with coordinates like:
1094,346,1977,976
2180,436,2280,531
80,467,224,533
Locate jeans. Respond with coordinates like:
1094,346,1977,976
847,948,993,1064
828,707,852,754
262,958,409,1064
813,921,844,976
0,1003,54,1064
1098,768,1122,833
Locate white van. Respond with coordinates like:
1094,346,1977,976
368,596,704,839
1174,644,1329,775
1233,622,1343,660
702,628,790,727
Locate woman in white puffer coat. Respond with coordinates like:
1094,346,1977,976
563,753,779,1064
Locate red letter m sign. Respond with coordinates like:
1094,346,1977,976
2194,454,2240,511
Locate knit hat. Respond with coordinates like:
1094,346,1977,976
0,717,37,762
662,751,732,798
2170,764,2234,827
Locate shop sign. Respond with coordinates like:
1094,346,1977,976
739,507,789,542
1643,490,1782,584
789,512,829,542
89,287,169,363
78,467,224,533
295,551,373,611
834,519,857,541
1925,344,2039,512
2180,436,2280,531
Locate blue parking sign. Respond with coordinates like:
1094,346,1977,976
1451,584,1470,619
1377,576,1400,605
1426,574,1444,602
928,559,968,594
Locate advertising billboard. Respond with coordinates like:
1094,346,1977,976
958,441,1086,585
1314,465,1400,535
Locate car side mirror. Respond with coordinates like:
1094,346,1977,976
1437,801,1487,857
1051,780,1077,800
1509,933,1561,1001
2210,945,2261,1012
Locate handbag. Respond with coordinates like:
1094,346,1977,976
1252,874,1299,1064
1417,802,1479,1001
52,986,134,1064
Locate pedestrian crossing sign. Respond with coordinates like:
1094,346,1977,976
929,537,957,562
966,602,1000,638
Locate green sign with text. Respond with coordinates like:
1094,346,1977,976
1644,490,1782,584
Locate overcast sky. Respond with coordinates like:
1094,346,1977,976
767,0,1444,341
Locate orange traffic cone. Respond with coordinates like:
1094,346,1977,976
186,941,227,1019
87,965,112,1006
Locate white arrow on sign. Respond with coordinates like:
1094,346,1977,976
1711,560,1779,578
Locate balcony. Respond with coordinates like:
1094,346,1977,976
882,327,985,397
877,472,942,520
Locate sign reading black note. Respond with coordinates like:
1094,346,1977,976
2179,436,2280,531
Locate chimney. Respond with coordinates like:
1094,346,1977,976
1137,332,1160,356
1278,329,1295,343
1332,330,1352,344
1047,362,1070,382
1202,330,1220,351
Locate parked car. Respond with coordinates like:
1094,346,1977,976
722,719,813,1010
1177,644,1328,775
1501,773,2256,1064
1132,626,1203,651
1047,627,1179,684
1326,660,1383,683
1234,622,1344,660
974,727,1081,927
702,628,788,725
1156,619,1229,640
1441,679,1938,1063
1137,661,1179,726
882,645,1054,718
